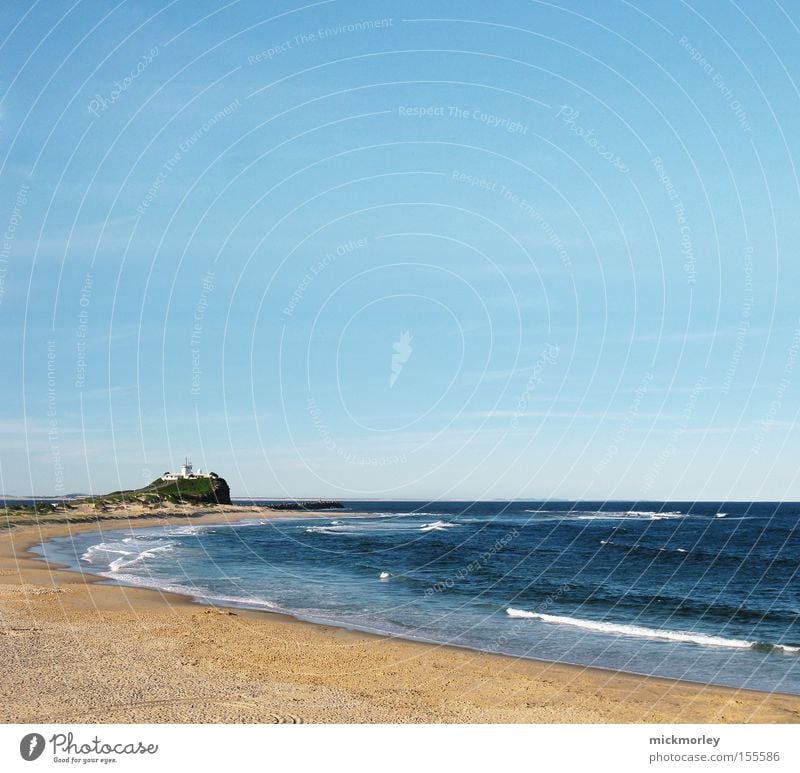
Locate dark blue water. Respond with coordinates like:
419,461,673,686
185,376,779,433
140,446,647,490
33,500,800,693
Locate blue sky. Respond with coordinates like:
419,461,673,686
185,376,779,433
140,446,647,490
2,0,800,500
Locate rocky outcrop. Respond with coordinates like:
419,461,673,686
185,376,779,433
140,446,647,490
266,500,342,511
203,476,231,505
103,475,233,506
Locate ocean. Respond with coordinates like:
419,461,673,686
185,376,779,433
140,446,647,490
32,500,800,694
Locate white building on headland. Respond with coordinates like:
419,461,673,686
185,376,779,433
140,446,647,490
163,458,213,480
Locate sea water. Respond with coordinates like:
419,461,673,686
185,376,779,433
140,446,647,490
32,500,800,693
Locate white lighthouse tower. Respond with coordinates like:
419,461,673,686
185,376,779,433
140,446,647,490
163,457,209,480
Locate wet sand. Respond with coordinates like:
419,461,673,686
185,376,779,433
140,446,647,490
1,507,798,723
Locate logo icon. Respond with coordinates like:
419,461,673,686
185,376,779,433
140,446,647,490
390,331,413,387
20,733,45,761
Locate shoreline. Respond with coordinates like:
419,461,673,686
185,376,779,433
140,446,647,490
29,510,800,700
2,507,799,723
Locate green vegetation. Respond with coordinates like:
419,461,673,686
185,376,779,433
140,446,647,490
2,475,231,529
104,475,231,505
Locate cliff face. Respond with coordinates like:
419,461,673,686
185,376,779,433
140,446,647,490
204,477,231,505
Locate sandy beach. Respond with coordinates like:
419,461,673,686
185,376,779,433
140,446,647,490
1,506,798,724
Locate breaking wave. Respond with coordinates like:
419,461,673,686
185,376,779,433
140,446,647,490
505,608,800,654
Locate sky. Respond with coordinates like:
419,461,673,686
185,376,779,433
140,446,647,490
2,0,800,501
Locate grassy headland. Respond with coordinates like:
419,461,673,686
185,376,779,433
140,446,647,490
2,475,231,529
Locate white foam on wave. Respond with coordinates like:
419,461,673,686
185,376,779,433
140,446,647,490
379,571,391,580
80,543,133,563
598,540,691,555
107,543,175,572
505,608,800,653
347,511,442,518
121,532,189,545
191,592,278,610
420,520,459,532
577,511,684,521
525,510,683,520
163,524,206,536
304,519,460,536
304,524,360,535
102,571,279,612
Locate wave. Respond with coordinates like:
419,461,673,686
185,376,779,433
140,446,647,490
102,571,280,612
524,509,747,521
344,511,444,518
80,543,133,564
524,509,685,521
304,524,359,535
303,523,409,535
160,524,208,536
304,519,460,536
505,608,800,654
601,540,689,553
108,543,174,572
420,520,459,532
577,511,684,521
627,510,682,516
190,592,278,610
81,538,176,573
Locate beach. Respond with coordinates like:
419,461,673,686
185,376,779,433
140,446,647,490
1,507,798,724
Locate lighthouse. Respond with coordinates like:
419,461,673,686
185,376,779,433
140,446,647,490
162,457,209,480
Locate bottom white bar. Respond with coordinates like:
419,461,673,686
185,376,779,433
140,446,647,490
0,724,796,773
